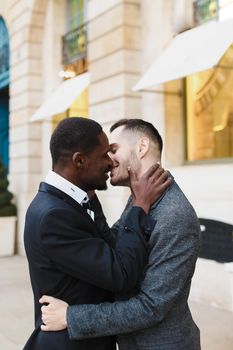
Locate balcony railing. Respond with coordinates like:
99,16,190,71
62,22,87,66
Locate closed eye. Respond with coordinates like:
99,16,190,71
109,144,118,155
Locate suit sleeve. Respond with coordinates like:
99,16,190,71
66,208,201,339
90,194,138,247
40,205,154,293
89,194,117,247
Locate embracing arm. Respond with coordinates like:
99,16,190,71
41,205,153,294
40,207,200,335
65,208,200,339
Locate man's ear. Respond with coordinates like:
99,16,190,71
72,152,84,168
137,137,149,159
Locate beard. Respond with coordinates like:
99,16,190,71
87,180,108,191
95,183,108,191
110,151,141,187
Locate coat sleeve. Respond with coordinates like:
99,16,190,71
66,207,201,339
40,205,154,293
89,194,118,247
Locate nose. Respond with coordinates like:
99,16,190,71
108,152,119,169
107,154,114,169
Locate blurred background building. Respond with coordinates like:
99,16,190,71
0,0,232,313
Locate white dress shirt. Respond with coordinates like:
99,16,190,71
45,171,94,220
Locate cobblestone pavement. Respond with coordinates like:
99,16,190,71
0,255,232,350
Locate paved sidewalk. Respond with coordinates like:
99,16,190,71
0,255,232,350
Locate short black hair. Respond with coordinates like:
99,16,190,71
110,118,163,152
50,117,103,165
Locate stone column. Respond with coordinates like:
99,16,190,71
88,0,142,127
87,0,142,224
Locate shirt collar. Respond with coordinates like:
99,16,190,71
45,171,88,205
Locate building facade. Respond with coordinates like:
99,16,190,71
0,0,232,310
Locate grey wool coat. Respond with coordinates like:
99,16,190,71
67,180,201,350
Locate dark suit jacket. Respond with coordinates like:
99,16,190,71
23,182,151,350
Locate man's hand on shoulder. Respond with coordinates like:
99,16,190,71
39,295,68,331
129,163,172,213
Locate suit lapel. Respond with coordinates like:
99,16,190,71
39,182,96,226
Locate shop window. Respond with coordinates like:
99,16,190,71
68,87,88,117
52,87,89,130
186,45,233,161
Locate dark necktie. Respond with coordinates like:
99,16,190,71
82,201,90,211
82,200,94,220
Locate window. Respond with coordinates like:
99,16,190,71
66,0,86,32
62,0,88,69
194,0,219,25
186,45,233,161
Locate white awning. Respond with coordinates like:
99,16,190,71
30,72,90,121
133,19,233,91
